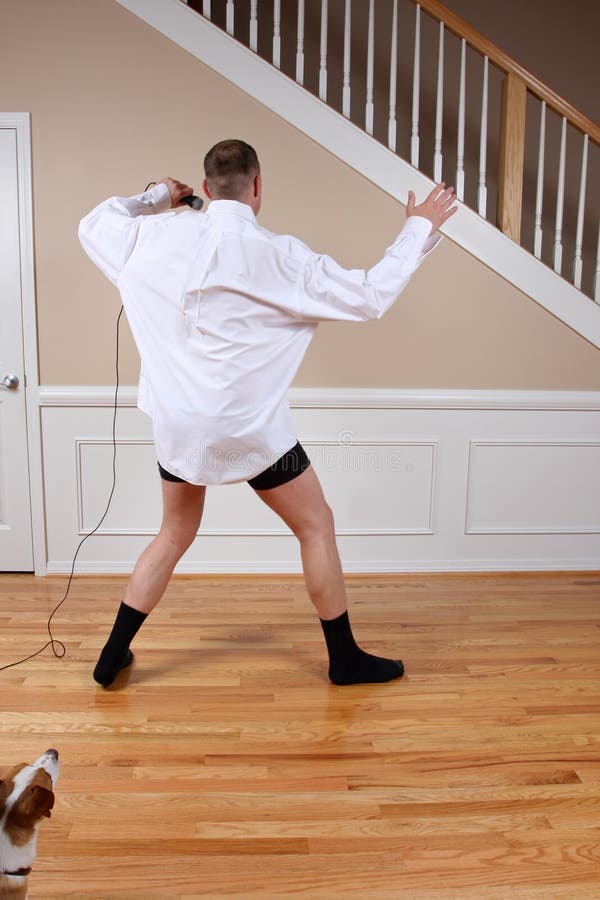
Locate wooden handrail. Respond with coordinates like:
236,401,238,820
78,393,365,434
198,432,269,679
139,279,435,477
410,0,600,147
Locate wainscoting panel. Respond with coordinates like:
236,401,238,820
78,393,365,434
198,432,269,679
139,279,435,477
466,441,600,534
40,389,600,573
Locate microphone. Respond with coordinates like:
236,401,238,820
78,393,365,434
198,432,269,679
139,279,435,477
180,194,204,210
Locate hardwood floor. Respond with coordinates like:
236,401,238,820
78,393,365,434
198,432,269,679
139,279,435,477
1,571,599,898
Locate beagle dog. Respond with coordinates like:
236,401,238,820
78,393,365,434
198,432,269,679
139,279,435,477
0,749,59,900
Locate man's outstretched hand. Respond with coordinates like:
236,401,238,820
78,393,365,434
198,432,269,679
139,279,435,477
407,183,457,235
157,177,195,208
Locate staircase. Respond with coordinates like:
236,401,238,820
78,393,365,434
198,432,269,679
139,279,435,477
115,0,600,348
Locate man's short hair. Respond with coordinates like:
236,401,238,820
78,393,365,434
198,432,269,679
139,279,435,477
203,139,260,199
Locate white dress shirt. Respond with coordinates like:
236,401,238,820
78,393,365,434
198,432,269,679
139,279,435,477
79,183,440,485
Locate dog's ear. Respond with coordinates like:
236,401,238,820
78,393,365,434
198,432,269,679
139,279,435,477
0,777,9,809
8,782,55,828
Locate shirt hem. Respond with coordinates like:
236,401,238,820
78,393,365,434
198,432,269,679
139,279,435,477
156,437,300,487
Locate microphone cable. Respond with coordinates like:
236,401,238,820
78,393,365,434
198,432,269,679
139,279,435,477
0,305,125,672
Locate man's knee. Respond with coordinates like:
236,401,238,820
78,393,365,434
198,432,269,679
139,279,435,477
160,522,199,555
295,502,335,543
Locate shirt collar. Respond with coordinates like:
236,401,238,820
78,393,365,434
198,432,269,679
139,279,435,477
206,199,256,222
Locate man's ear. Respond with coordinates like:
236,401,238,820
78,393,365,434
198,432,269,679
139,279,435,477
202,178,212,199
253,174,261,198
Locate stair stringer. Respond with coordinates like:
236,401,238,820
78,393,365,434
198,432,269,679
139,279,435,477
116,0,600,350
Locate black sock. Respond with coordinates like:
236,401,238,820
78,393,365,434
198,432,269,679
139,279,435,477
319,610,404,686
93,602,147,686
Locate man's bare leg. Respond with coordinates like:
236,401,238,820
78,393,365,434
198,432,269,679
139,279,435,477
124,480,207,614
255,466,346,620
253,466,404,684
93,479,206,685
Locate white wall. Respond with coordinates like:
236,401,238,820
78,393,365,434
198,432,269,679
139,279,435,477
40,388,600,573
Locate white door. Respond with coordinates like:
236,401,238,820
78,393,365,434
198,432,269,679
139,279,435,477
0,127,34,570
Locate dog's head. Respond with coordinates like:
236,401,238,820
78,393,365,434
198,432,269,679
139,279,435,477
0,749,59,875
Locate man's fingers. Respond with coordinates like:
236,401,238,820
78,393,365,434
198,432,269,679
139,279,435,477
407,182,457,226
437,186,455,203
441,204,458,222
427,182,446,203
162,177,193,196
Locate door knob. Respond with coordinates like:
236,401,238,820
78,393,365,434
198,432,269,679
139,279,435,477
1,373,19,390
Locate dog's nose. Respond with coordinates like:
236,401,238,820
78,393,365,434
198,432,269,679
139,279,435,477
46,749,59,760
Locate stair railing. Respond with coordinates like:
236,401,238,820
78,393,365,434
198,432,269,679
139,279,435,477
184,0,600,304
412,0,599,302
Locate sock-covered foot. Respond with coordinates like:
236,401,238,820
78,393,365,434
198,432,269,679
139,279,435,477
92,602,147,687
93,647,134,687
320,610,404,686
328,649,404,686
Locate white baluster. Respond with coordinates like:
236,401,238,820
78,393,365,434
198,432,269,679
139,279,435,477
296,0,305,85
456,38,466,201
273,0,281,69
319,0,328,102
343,0,351,118
226,0,234,35
573,134,589,290
388,0,398,152
554,116,567,275
534,101,546,259
250,0,257,52
203,0,211,18
595,223,600,303
365,0,375,134
434,22,444,183
411,4,421,167
477,55,489,218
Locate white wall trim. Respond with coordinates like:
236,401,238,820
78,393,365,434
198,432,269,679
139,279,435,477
38,385,600,411
0,113,46,576
114,0,600,348
73,436,438,537
465,440,600,535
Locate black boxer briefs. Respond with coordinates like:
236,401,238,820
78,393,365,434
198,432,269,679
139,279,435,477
157,441,311,490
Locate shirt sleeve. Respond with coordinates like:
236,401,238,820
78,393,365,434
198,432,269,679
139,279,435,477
295,215,441,323
78,182,172,285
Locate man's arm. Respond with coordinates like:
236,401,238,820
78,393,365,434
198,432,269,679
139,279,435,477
295,183,456,323
78,177,194,285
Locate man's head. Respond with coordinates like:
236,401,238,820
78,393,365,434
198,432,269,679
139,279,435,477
203,139,261,214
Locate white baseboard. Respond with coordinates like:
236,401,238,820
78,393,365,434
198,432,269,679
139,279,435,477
39,387,600,574
45,558,600,575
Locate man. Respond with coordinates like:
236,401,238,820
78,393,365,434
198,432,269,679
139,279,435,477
79,139,456,688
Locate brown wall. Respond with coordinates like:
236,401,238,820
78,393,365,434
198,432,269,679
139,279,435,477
1,0,599,389
441,0,599,123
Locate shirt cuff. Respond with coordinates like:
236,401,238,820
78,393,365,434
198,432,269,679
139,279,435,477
146,182,172,212
422,233,442,255
403,215,443,257
402,215,433,240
